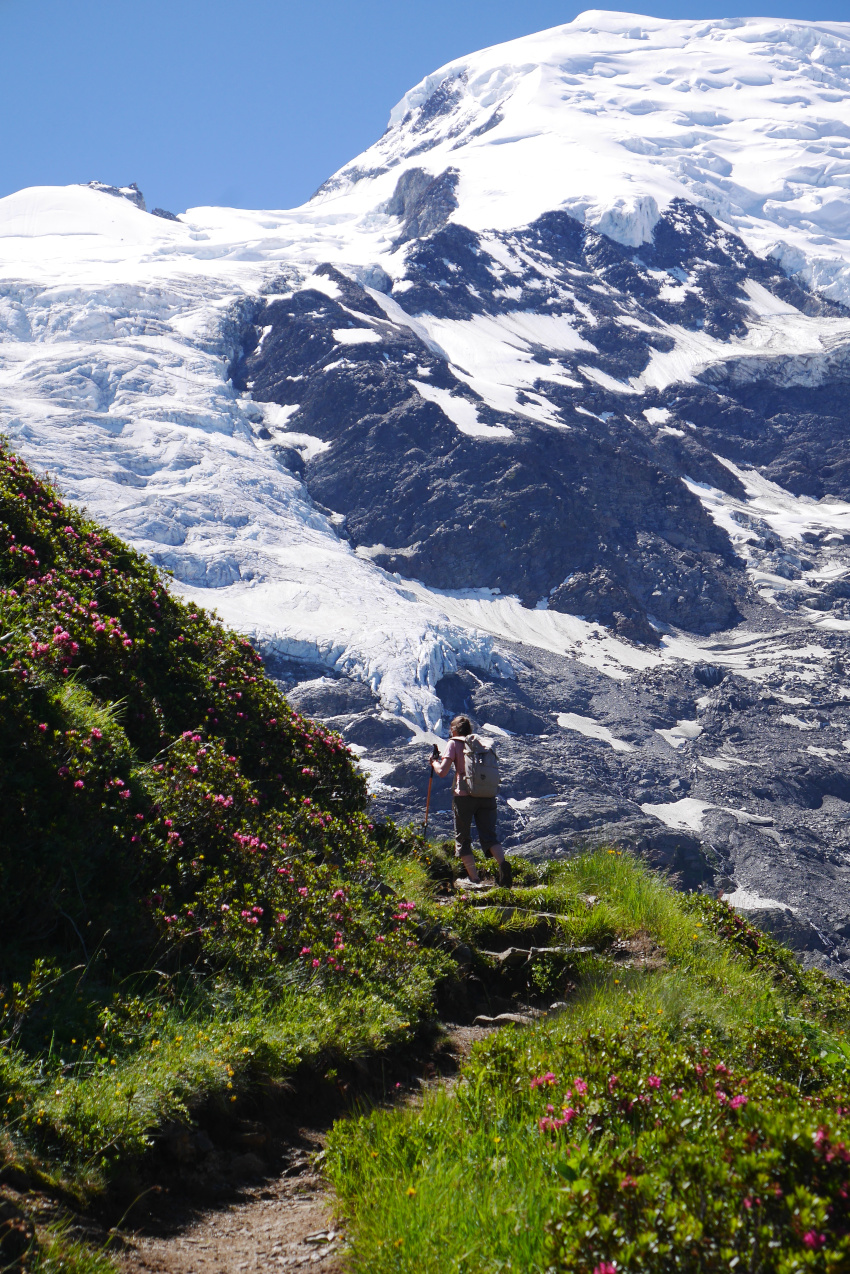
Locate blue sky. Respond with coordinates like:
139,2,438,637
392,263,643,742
2,0,848,213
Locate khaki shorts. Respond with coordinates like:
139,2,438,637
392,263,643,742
453,795,498,857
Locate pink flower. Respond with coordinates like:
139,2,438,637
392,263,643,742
74,780,84,789
530,1073,558,1090
300,947,311,955
647,1075,661,1089
220,904,229,912
573,1077,588,1095
802,1232,826,1250
38,723,47,732
312,958,321,967
298,887,308,897
593,1263,617,1274
730,1094,748,1109
607,1074,619,1094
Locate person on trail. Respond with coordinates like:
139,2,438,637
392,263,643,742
431,715,513,887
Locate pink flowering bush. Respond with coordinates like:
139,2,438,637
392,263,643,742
0,444,430,995
470,1015,850,1272
330,1006,850,1273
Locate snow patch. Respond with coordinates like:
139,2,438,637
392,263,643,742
556,711,635,751
643,798,776,833
656,720,702,748
410,379,513,438
722,888,796,913
641,797,714,832
332,327,382,344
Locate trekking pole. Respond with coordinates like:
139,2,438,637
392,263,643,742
423,745,438,836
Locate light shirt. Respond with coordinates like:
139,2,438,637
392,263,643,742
432,736,467,796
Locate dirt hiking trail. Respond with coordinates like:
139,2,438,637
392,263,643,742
118,1024,497,1274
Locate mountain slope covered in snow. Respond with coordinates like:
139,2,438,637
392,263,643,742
6,12,850,964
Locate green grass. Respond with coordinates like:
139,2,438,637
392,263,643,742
1,973,437,1196
29,1224,118,1274
326,852,850,1274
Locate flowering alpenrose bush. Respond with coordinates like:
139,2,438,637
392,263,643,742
327,1006,850,1274
0,440,435,997
494,1018,850,1272
529,1032,850,1272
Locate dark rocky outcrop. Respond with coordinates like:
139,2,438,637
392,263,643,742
386,167,459,244
82,180,147,211
231,192,850,971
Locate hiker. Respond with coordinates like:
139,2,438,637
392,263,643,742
431,715,513,887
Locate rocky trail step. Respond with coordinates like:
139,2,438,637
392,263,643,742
481,944,595,967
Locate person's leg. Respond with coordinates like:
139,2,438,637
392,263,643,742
476,799,511,885
453,797,480,882
460,854,480,882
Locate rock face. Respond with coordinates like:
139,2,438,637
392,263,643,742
241,196,850,978
234,203,783,637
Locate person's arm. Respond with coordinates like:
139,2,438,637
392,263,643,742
431,739,455,778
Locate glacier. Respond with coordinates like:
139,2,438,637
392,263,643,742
7,13,850,963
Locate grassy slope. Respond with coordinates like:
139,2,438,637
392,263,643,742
0,443,450,1269
328,852,850,1274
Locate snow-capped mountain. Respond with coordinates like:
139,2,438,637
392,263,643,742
6,11,850,965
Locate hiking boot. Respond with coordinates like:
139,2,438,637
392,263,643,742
498,859,513,888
